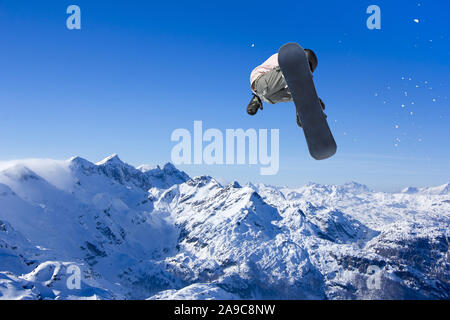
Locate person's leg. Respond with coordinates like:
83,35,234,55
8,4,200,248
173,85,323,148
248,49,324,119
254,67,293,104
247,66,291,115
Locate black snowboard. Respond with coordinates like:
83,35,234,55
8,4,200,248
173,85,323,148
278,43,337,160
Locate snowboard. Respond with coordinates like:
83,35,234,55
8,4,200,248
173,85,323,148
278,43,337,160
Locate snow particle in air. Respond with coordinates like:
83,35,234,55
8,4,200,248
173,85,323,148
414,19,420,23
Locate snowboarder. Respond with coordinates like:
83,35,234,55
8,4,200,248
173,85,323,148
247,48,325,127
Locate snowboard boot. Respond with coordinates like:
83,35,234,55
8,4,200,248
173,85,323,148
305,49,318,73
296,98,326,128
247,94,263,115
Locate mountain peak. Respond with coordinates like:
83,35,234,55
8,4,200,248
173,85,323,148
96,154,123,166
1,164,41,182
344,181,365,187
136,163,178,173
68,156,94,168
401,183,449,195
305,181,322,188
135,162,190,189
162,162,177,172
137,164,157,172
422,183,450,195
231,181,241,188
401,186,419,194
341,181,371,193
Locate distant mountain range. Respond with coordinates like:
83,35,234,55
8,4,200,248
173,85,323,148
0,155,448,300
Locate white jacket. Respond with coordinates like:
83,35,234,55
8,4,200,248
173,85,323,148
250,53,279,91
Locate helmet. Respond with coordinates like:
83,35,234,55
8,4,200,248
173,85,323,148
304,49,318,72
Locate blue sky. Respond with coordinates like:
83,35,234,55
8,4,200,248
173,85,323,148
0,0,448,191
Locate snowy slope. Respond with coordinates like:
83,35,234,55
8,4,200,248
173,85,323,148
0,155,448,300
401,183,450,196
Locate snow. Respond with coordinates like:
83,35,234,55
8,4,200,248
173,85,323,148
401,183,450,195
0,159,73,192
0,155,448,300
148,283,239,300
95,154,122,166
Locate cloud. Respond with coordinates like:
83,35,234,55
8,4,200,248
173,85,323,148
0,159,73,191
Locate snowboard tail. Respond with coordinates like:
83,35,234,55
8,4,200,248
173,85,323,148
278,43,337,160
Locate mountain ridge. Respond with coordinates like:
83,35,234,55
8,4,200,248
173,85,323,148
0,155,448,300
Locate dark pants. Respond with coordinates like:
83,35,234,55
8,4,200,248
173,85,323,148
253,66,293,104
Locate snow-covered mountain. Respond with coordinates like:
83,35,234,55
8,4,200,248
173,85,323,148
401,183,450,196
0,155,448,300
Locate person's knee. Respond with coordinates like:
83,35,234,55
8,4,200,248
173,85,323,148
253,81,270,103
